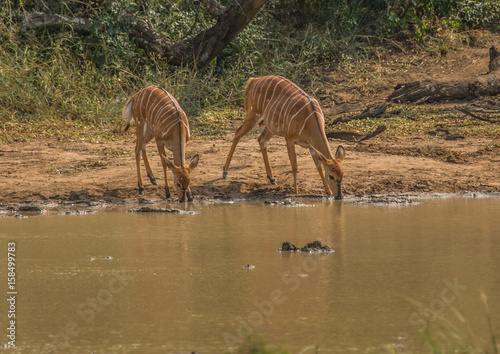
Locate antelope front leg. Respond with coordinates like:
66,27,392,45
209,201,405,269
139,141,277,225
258,128,277,185
161,161,171,199
285,140,299,193
156,142,171,199
134,142,145,194
141,148,158,185
310,148,332,195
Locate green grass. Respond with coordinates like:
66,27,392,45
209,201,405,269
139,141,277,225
328,104,500,140
1,2,500,144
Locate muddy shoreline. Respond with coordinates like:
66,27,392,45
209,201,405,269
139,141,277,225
2,191,499,218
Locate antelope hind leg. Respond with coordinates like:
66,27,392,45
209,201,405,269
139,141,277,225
258,128,277,185
223,113,260,178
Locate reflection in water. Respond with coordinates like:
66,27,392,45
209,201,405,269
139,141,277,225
0,197,499,353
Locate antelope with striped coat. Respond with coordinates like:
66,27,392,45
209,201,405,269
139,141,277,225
123,86,199,202
223,75,346,199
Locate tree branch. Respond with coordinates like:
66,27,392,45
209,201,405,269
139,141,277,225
15,0,268,69
455,106,500,123
19,11,95,32
332,103,387,124
326,125,387,142
199,0,227,18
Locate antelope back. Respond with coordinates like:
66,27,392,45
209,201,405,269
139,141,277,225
244,75,325,137
128,85,190,141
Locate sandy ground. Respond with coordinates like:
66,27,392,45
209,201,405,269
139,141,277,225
1,35,500,205
0,131,499,205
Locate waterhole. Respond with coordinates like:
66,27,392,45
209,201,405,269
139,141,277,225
0,196,499,353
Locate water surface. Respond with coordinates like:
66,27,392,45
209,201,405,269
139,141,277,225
1,196,499,353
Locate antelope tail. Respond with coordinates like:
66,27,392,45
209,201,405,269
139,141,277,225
123,96,134,132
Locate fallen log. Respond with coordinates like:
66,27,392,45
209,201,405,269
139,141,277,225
388,46,500,104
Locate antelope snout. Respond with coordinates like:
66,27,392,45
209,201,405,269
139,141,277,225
179,189,187,202
334,182,343,200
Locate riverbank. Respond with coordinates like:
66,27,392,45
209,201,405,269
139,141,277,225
1,130,499,206
2,34,500,206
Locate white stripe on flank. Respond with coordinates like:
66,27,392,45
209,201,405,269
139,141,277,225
266,90,288,130
298,110,317,135
158,114,174,133
158,107,177,125
155,104,173,124
137,91,147,123
277,91,301,128
161,119,179,138
284,91,304,115
161,119,189,138
286,102,309,133
145,87,160,119
266,78,285,108
150,95,166,124
256,76,274,109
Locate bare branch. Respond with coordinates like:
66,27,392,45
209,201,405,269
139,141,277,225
326,125,387,142
19,12,94,32
332,103,387,124
199,0,227,18
15,0,268,69
455,106,500,123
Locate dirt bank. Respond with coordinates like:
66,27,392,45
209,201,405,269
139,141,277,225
0,130,498,205
1,34,500,205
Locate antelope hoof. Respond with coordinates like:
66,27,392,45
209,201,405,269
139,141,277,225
187,195,194,202
148,174,158,185
165,189,171,199
335,195,343,200
222,170,228,179
138,185,144,195
268,176,277,185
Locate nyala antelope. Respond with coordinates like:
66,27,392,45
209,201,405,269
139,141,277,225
123,86,199,202
223,75,346,199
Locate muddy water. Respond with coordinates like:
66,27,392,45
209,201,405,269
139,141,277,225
1,196,499,353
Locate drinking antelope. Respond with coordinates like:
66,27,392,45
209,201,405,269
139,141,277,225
123,85,199,202
222,75,346,199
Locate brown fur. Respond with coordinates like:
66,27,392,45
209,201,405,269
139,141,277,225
223,75,346,198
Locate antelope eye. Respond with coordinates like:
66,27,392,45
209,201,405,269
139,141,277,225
329,175,334,180
176,182,181,188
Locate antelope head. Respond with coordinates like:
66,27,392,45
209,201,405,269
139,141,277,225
318,145,346,200
162,154,200,202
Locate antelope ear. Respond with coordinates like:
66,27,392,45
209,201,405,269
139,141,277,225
189,154,200,170
316,150,329,164
161,155,177,170
335,145,346,161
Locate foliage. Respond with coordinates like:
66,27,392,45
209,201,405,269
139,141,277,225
229,334,291,354
0,0,499,138
382,0,500,39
